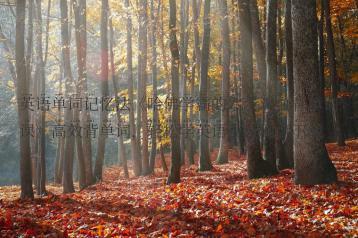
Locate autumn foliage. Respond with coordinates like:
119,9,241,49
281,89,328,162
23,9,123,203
0,140,357,237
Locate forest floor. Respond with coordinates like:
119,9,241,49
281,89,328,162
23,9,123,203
0,140,357,237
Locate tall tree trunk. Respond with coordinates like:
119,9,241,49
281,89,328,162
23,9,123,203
60,0,76,193
198,0,213,172
179,0,189,165
167,0,181,184
323,0,346,146
94,0,109,181
238,0,270,179
216,0,230,164
149,0,160,173
73,0,94,186
138,0,150,175
125,0,142,176
250,0,266,148
73,0,88,189
281,0,294,169
109,15,129,178
262,0,279,175
16,0,34,199
34,0,47,196
292,0,337,185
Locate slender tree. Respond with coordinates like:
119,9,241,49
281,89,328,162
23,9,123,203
60,0,76,193
16,0,34,199
238,0,270,179
126,0,142,176
291,0,337,185
149,0,160,173
109,14,129,178
179,0,189,165
73,0,88,189
167,0,181,184
281,0,294,169
94,0,109,181
34,0,47,195
262,0,279,174
216,0,230,164
323,0,346,146
198,0,213,171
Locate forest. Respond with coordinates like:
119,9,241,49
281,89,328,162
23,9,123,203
0,0,357,236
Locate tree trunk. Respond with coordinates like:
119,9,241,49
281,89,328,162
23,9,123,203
198,0,213,172
291,0,337,185
73,0,94,186
238,0,270,179
281,0,294,170
16,0,34,199
73,0,87,190
167,0,181,184
109,15,129,178
179,0,189,165
60,0,76,193
125,0,142,176
137,0,150,175
216,0,230,164
34,0,47,196
94,0,109,181
262,0,279,175
323,0,346,146
149,0,160,173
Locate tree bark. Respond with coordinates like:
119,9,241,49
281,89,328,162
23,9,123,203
292,0,337,185
179,0,189,165
281,0,294,169
216,0,230,164
109,15,129,178
323,0,346,146
16,0,34,199
149,0,160,173
198,0,213,172
73,0,88,189
167,0,181,184
238,0,270,179
263,0,279,174
60,0,76,193
138,0,150,175
125,0,142,176
94,0,109,181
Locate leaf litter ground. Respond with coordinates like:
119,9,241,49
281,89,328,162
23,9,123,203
0,140,357,237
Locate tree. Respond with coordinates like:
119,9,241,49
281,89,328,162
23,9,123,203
34,0,47,195
60,0,76,194
280,0,294,169
291,0,337,185
179,0,189,165
216,0,230,164
73,0,87,189
108,14,129,178
16,0,34,199
94,0,109,181
125,0,142,176
149,0,160,173
198,0,213,172
238,0,270,179
323,0,346,146
167,0,181,184
73,0,94,186
262,0,279,174
138,0,150,175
